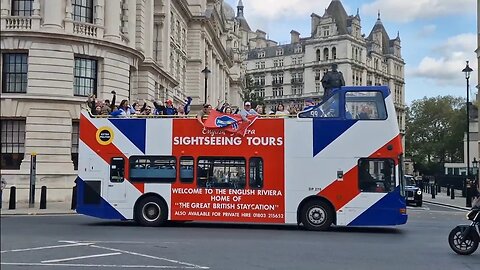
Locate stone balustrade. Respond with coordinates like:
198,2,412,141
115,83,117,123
3,16,32,30
72,21,100,38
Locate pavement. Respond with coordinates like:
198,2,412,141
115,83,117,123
0,202,76,216
422,188,473,211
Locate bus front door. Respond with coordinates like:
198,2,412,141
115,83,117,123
108,157,127,203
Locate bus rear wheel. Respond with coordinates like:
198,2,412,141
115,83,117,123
301,200,334,231
135,196,168,227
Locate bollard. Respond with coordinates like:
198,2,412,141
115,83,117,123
451,187,455,199
466,188,472,208
437,184,441,194
447,185,450,196
431,185,435,199
40,186,47,209
8,186,16,210
71,185,77,210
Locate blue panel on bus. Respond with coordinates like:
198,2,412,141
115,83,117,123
348,190,407,226
109,118,146,153
75,177,126,220
312,119,357,157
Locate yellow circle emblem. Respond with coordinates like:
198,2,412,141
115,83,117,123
96,127,114,145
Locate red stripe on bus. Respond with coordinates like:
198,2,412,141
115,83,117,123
318,135,402,210
79,114,144,194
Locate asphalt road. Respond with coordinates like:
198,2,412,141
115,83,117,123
1,205,478,270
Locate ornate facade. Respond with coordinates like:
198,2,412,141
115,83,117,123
244,0,406,133
0,0,246,201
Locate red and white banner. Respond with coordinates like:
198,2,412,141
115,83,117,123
203,110,257,136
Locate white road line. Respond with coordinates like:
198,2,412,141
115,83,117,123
59,240,149,244
90,244,209,269
41,252,122,263
1,262,205,269
0,243,93,254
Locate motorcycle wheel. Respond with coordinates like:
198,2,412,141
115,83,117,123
448,226,479,255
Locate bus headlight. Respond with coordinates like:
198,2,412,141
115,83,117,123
416,190,422,195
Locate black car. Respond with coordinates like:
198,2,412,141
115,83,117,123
404,175,422,207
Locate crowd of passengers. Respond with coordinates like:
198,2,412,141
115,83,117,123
86,91,319,121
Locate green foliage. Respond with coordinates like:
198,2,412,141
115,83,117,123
405,96,467,175
241,75,264,108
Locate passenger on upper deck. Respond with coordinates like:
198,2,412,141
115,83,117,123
197,104,212,126
275,104,289,118
239,101,259,122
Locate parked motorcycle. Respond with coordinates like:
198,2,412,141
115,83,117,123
448,197,480,255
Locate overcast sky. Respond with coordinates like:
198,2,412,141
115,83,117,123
225,0,477,104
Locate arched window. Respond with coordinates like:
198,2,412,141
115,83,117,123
323,48,329,61
332,47,337,60
316,49,321,62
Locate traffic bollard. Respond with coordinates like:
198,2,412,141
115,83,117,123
8,186,16,210
447,185,450,196
40,186,47,209
437,184,441,194
431,185,435,199
451,187,455,199
71,185,77,210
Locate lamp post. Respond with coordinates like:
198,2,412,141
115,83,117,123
201,67,211,104
462,61,473,207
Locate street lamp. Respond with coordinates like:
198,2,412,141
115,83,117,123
201,66,211,104
462,61,473,207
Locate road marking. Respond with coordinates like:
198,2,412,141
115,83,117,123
1,262,206,269
41,252,122,263
0,242,93,253
90,244,209,269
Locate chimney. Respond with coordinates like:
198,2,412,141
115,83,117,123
255,29,267,39
290,30,300,44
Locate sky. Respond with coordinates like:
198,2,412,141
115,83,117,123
225,0,477,105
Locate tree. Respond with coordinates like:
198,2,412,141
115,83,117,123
241,75,264,108
405,96,467,175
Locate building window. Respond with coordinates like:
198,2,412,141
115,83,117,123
11,0,33,16
332,47,337,59
294,46,302,53
260,61,265,69
316,49,321,61
71,120,79,170
273,87,283,97
258,51,265,58
255,88,265,98
323,48,329,61
1,119,26,170
74,57,97,97
276,49,283,56
72,0,94,23
2,53,28,93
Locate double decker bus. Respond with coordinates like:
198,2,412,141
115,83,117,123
76,86,407,231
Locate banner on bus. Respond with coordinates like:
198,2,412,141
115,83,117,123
204,110,257,136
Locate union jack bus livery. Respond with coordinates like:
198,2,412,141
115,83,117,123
76,86,408,230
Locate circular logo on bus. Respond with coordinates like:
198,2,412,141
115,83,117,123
96,127,114,145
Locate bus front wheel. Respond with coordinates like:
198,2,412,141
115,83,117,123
135,196,168,227
301,200,334,231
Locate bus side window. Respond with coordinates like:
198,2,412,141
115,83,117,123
249,157,264,189
180,157,194,183
110,157,125,183
358,158,395,193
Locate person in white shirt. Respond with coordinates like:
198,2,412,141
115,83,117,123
275,103,290,117
239,101,259,122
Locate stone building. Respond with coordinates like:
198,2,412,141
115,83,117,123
0,0,247,202
244,0,406,132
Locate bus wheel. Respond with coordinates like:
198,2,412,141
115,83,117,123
301,200,334,231
135,196,168,227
